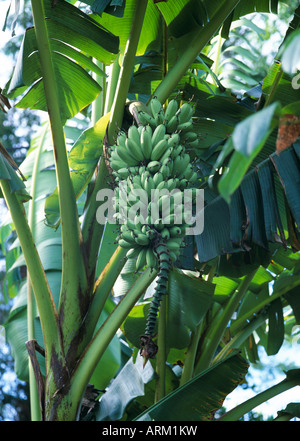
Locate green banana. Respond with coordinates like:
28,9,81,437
151,139,169,161
167,133,180,147
140,127,153,160
117,131,127,147
116,145,137,166
169,251,179,262
141,170,150,188
178,178,189,189
166,238,182,251
159,147,173,163
150,98,164,124
110,159,126,171
189,171,198,183
119,238,136,249
177,121,193,132
156,181,167,191
171,145,184,159
138,111,157,128
185,139,200,149
166,115,178,133
152,124,166,147
110,148,123,162
129,166,140,174
135,233,150,246
147,161,161,173
131,175,142,186
121,230,138,244
166,178,177,191
163,214,176,225
158,194,171,212
176,102,194,124
153,218,164,231
146,247,157,269
161,164,170,179
126,247,143,259
126,217,141,231
153,171,164,187
148,200,159,220
117,168,130,179
136,248,147,271
126,138,144,162
173,153,190,176
164,99,178,123
139,165,146,175
169,226,183,237
183,163,194,180
120,224,129,233
110,99,199,281
144,175,155,198
181,131,198,143
128,125,140,145
161,227,170,240
146,228,156,240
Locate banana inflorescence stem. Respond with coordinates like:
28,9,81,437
140,241,171,363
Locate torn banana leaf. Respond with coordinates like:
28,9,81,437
0,154,31,203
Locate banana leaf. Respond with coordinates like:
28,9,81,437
92,0,161,55
4,1,119,122
135,349,249,421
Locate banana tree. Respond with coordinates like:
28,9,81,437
0,0,300,421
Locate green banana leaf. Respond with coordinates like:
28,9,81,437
92,0,161,55
275,402,300,420
195,140,300,264
4,1,119,122
135,349,249,421
156,0,281,39
0,154,30,203
95,353,156,421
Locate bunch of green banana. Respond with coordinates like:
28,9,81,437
109,98,199,273
116,199,187,271
109,99,201,362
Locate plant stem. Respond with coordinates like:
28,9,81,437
0,180,62,373
264,65,283,107
153,0,241,104
104,55,121,115
180,324,202,386
31,0,88,356
27,123,48,421
108,0,149,142
212,313,267,364
195,270,257,374
155,294,167,402
79,246,127,349
212,28,223,76
61,267,157,420
82,160,109,281
218,375,300,421
83,61,109,281
92,60,107,124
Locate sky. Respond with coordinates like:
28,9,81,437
0,0,299,421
